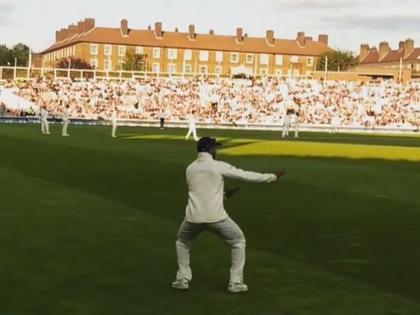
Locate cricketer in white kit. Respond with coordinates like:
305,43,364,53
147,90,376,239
172,137,286,293
185,110,199,141
111,108,118,138
40,107,50,135
62,105,70,137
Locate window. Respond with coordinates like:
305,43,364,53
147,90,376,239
184,64,192,73
90,44,98,56
184,49,192,61
168,48,178,60
104,59,112,71
275,55,283,65
152,63,160,73
168,63,177,73
215,65,222,74
306,57,314,66
246,54,254,64
230,52,239,63
199,65,208,74
136,46,144,55
216,51,223,62
118,59,125,70
260,68,268,76
416,64,420,71
72,46,76,55
199,50,209,62
104,45,112,56
118,45,126,57
153,47,161,59
290,56,299,63
259,54,269,65
90,58,98,69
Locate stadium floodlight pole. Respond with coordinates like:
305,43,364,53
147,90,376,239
324,55,328,80
399,57,403,82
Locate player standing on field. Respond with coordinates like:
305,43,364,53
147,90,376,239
40,105,50,135
185,110,199,141
111,107,118,138
172,137,286,293
62,104,70,137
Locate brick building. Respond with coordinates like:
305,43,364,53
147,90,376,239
356,39,420,79
40,18,330,76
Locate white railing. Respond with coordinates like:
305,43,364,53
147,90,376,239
0,66,313,81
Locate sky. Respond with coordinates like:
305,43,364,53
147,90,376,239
0,0,419,53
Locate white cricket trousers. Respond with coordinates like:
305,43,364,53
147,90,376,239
282,116,290,138
175,217,246,283
111,123,117,137
62,119,69,136
185,125,198,141
41,118,50,134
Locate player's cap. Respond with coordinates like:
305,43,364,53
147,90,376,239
197,137,221,152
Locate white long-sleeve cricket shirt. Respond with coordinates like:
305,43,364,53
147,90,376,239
185,152,277,223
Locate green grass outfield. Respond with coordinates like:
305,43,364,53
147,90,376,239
1,123,420,315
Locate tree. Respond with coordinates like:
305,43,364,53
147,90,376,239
10,43,30,66
56,57,92,69
123,48,146,71
0,44,12,66
316,49,358,71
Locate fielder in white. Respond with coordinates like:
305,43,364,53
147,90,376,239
111,108,118,138
40,107,50,135
185,110,199,141
172,137,286,293
62,105,70,137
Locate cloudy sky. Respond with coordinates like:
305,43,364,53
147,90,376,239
0,0,419,53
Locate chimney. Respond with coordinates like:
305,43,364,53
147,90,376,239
359,44,370,61
155,22,163,38
318,34,328,46
84,18,95,33
121,19,128,35
175,27,179,32
55,30,60,42
297,31,305,46
236,27,243,43
148,24,151,31
399,41,405,50
266,30,274,45
77,21,84,34
209,29,214,35
403,39,414,59
68,24,78,38
305,36,312,41
188,24,195,40
378,41,390,60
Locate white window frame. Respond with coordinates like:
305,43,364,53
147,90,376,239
104,45,112,57
184,49,192,61
215,51,223,63
230,52,239,63
275,55,283,66
152,62,160,73
153,47,161,59
118,45,126,57
246,54,254,64
199,50,209,62
168,63,177,74
104,58,112,71
90,58,98,69
136,46,144,55
306,57,314,67
290,56,299,63
183,63,192,73
118,59,125,70
199,65,208,74
259,54,269,65
215,65,222,74
168,48,178,60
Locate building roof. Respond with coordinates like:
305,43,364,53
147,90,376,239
42,26,330,56
360,47,420,64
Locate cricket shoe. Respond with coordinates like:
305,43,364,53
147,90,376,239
171,278,189,290
228,281,248,293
